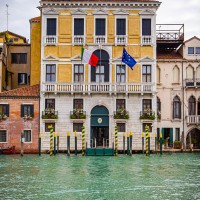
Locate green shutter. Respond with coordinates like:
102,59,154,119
31,105,34,117
170,128,173,145
21,105,24,117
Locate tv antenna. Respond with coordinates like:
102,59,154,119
6,4,10,31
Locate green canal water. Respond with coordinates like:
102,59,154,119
0,154,200,200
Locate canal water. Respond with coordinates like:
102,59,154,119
0,153,200,200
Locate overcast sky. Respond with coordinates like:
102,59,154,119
0,0,199,42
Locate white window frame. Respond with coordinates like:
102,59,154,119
45,63,57,83
0,130,7,143
23,130,32,143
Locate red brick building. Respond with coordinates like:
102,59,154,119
0,85,39,153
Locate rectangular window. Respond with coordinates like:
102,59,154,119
96,66,105,82
21,105,34,117
74,99,83,109
11,53,27,64
24,130,31,142
0,130,7,142
74,18,84,35
45,123,55,132
74,64,84,82
143,123,152,132
188,47,194,54
116,65,126,83
142,65,151,82
0,104,9,117
45,99,55,109
46,64,56,82
196,47,200,54
47,18,56,35
143,99,152,111
117,123,125,132
117,19,126,35
142,19,151,36
95,18,105,36
175,128,180,141
73,123,83,132
116,99,125,110
18,73,27,85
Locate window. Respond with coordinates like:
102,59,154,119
175,128,180,141
47,18,56,35
116,19,126,35
142,65,151,82
0,130,7,142
188,96,196,115
117,123,125,132
11,53,27,64
74,18,84,35
45,123,55,132
116,99,125,110
143,99,152,111
74,99,83,109
18,73,27,85
196,47,200,54
173,66,180,83
24,130,31,142
21,105,34,117
188,47,194,54
45,99,55,109
157,66,161,84
96,66,105,82
116,65,125,83
157,97,161,118
142,19,151,36
0,47,2,54
142,123,152,132
46,64,56,82
173,96,181,119
0,104,9,117
95,18,105,36
74,64,84,82
73,123,83,132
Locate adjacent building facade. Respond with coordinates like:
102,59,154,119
34,0,161,151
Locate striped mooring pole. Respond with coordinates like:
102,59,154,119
49,125,54,156
74,130,77,156
57,132,60,154
127,132,130,155
54,132,56,156
148,132,150,156
145,125,149,156
160,132,163,155
129,132,133,156
123,132,125,154
82,125,85,156
154,132,157,153
67,132,70,156
115,125,118,156
38,133,41,156
142,132,144,154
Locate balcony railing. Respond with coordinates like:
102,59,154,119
141,36,153,45
186,115,200,125
115,35,127,46
185,79,200,87
95,36,106,44
73,35,85,45
44,36,57,45
41,82,155,94
114,109,129,119
42,110,58,119
140,110,155,120
70,110,86,119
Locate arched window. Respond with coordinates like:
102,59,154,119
196,66,200,86
173,96,181,119
173,65,180,83
157,97,161,119
186,65,194,79
157,66,161,84
188,96,196,115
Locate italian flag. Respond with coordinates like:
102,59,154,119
81,47,99,66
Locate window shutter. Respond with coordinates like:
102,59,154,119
6,105,9,117
21,105,24,117
18,74,21,84
31,105,34,117
91,67,96,82
142,19,151,36
47,18,56,35
25,74,27,84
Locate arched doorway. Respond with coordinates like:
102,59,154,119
186,128,200,149
91,106,109,147
91,49,109,82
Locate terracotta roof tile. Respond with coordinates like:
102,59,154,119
30,16,41,22
157,51,183,59
0,85,40,98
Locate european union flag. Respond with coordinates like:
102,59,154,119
122,48,137,70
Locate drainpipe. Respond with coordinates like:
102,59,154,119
182,59,185,151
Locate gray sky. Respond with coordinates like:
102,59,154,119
0,0,199,41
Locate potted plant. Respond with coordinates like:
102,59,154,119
114,108,129,119
42,108,58,119
174,140,181,149
0,113,8,120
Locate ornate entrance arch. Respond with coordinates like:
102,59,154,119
90,106,109,147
